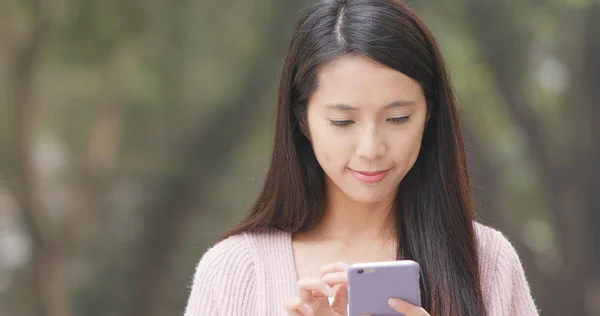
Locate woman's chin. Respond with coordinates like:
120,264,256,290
346,191,393,205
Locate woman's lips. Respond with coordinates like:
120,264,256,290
349,168,390,183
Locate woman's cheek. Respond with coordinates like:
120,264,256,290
399,130,425,170
312,131,351,173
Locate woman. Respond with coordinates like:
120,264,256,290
185,0,539,315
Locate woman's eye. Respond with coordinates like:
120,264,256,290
329,120,354,127
387,116,410,124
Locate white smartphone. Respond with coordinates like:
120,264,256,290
347,260,421,316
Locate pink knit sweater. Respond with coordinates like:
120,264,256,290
184,222,539,315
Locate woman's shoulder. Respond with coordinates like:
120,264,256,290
472,222,540,314
185,234,256,315
196,233,252,269
197,227,290,269
473,221,522,269
473,221,509,251
186,228,289,315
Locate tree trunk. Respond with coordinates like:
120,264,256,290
462,1,596,315
581,2,600,314
127,1,309,315
11,1,71,315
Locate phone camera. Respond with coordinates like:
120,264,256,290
357,269,364,274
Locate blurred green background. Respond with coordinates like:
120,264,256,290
0,0,598,315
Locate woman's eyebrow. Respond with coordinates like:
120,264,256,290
386,100,416,108
325,100,416,111
325,104,358,111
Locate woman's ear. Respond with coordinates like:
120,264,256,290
299,117,311,141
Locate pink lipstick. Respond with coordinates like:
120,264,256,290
349,169,390,183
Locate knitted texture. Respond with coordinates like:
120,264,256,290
184,222,539,315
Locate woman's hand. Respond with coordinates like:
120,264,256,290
386,298,430,316
284,261,430,316
284,262,350,316
362,298,429,316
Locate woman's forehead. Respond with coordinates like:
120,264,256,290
310,55,425,111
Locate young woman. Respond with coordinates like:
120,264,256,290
184,0,539,315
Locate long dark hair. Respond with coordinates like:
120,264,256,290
222,0,486,314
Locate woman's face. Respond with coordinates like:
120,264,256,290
304,54,428,204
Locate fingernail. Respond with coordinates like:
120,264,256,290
300,303,313,313
325,284,335,296
388,298,403,309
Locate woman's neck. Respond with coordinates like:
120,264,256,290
309,178,397,244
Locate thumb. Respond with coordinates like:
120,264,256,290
330,283,349,314
388,298,429,315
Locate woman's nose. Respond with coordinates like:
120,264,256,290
355,126,386,160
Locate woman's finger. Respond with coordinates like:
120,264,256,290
283,297,313,316
321,271,349,313
321,271,348,286
297,277,335,302
320,262,350,314
388,298,430,316
320,262,350,277
330,282,348,314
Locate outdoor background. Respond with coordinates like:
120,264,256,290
0,0,598,315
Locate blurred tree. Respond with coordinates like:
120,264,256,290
1,0,598,315
8,0,72,315
441,0,600,314
126,1,310,315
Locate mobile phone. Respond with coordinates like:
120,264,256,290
347,260,421,316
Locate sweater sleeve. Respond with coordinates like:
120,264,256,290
493,233,540,316
184,234,256,316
